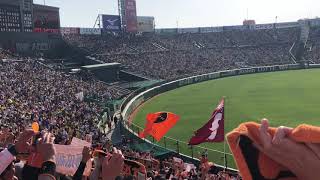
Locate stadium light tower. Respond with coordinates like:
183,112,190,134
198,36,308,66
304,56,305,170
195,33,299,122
246,8,248,20
93,15,101,28
118,0,125,31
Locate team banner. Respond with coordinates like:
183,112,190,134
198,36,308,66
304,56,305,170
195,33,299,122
125,0,138,32
139,112,180,141
102,15,121,31
188,99,225,145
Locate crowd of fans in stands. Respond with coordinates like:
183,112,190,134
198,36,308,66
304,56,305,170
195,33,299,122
0,58,125,143
3,26,320,179
306,27,320,62
64,27,307,80
0,128,240,180
0,52,240,179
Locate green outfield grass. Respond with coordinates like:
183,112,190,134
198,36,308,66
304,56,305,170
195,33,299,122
132,69,320,168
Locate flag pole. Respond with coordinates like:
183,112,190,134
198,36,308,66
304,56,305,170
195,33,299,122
223,96,227,171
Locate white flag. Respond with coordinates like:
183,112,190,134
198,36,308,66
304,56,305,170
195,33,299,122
75,92,84,101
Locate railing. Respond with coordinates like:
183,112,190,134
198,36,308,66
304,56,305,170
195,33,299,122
125,120,236,169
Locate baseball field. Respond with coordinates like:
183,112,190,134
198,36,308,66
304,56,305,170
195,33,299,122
132,69,320,168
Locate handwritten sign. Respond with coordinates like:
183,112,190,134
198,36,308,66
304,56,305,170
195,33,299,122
54,138,92,176
55,145,84,175
71,137,91,147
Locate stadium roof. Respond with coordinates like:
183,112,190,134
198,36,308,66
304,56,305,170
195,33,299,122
33,4,60,11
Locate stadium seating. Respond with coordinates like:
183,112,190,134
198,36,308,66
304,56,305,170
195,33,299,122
2,26,320,180
63,27,308,80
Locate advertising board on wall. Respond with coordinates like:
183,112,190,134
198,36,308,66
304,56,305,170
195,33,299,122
309,19,320,27
125,0,138,32
199,27,213,33
60,27,80,35
178,28,199,34
102,15,121,32
33,28,60,33
199,27,223,33
79,28,101,35
254,23,274,30
223,25,246,31
159,28,178,34
137,16,154,32
275,22,299,29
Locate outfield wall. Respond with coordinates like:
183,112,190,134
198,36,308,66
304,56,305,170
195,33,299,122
121,64,310,120
120,63,320,168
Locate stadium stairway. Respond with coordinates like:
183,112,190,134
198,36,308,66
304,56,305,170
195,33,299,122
300,22,310,44
289,22,310,63
128,46,139,54
152,42,168,51
193,41,205,49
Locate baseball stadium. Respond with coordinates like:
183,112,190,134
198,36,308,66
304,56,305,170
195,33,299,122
0,0,320,179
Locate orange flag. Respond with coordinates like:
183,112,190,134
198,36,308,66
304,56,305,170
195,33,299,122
139,112,180,141
31,122,39,133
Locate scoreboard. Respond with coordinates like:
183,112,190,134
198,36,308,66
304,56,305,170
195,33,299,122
33,4,60,33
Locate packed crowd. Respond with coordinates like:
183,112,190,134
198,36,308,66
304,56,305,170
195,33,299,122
305,27,320,63
102,45,291,80
64,27,302,80
3,26,319,179
117,141,241,180
0,128,241,180
0,49,15,60
0,56,242,179
0,59,126,144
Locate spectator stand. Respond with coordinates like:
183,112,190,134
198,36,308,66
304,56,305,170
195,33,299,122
120,120,237,173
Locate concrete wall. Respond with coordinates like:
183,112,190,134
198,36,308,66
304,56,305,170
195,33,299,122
0,0,20,6
0,32,67,57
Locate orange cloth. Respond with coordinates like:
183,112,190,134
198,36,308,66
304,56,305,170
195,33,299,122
139,112,180,141
227,122,320,180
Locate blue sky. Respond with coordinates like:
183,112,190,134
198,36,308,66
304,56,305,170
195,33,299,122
34,0,319,28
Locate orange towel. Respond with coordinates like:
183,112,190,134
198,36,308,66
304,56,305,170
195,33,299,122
227,122,320,180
